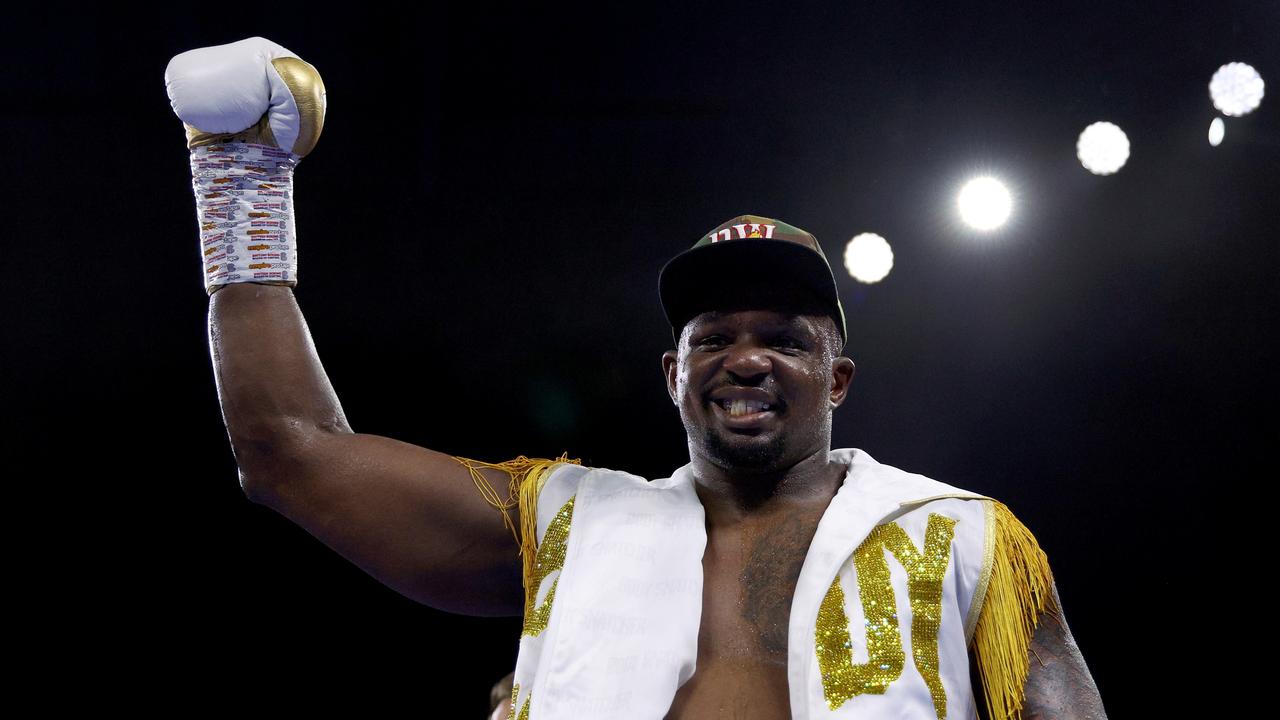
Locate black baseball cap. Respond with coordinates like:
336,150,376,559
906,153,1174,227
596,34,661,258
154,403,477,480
659,214,847,352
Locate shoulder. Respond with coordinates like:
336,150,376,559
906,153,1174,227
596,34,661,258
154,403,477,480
966,495,1056,638
536,461,661,528
967,498,1061,720
540,460,654,496
832,447,991,508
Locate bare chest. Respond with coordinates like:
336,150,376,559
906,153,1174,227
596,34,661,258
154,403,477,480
665,512,825,720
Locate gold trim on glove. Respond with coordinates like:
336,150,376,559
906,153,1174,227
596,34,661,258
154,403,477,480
184,57,326,157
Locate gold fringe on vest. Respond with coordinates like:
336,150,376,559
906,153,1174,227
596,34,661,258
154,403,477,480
451,453,582,596
970,500,1060,720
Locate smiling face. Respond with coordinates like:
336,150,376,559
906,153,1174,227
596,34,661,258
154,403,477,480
662,300,855,476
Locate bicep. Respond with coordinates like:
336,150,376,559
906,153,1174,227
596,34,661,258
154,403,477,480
970,582,1107,720
1020,584,1108,719
245,429,526,616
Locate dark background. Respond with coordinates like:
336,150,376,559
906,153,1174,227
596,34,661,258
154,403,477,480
5,2,1275,715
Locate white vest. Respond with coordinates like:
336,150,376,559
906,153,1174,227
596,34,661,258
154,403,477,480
509,448,995,719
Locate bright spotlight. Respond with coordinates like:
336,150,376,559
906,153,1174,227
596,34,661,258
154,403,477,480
843,233,894,284
1209,117,1225,147
1210,62,1265,117
957,177,1012,231
1077,121,1130,175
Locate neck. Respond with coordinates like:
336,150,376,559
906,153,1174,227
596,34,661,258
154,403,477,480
689,445,845,522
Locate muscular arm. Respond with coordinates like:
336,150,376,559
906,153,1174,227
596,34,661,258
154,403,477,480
209,282,524,616
969,582,1107,720
1019,583,1107,719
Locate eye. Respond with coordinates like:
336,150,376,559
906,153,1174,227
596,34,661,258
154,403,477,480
772,335,808,353
694,334,728,349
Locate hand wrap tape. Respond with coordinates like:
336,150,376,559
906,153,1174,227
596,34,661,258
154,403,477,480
190,142,299,295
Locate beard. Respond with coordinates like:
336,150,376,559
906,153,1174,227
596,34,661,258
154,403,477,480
702,426,788,472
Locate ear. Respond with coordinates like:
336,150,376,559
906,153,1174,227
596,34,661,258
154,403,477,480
662,349,680,405
829,356,856,408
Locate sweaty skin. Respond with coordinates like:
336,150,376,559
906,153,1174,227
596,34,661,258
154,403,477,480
658,305,1107,719
208,283,527,617
208,283,1105,717
661,305,855,718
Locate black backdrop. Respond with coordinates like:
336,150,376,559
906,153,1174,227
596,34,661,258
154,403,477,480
5,3,1276,715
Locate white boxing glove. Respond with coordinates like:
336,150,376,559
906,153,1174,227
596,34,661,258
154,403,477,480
165,37,327,295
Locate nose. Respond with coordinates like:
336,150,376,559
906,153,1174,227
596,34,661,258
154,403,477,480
723,340,772,385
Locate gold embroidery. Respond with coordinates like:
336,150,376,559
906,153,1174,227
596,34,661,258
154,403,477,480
522,495,576,636
508,682,530,720
450,453,581,596
879,514,958,719
817,524,906,709
965,499,998,644
970,501,1058,720
816,513,958,717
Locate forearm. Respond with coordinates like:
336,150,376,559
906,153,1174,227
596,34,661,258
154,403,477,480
208,282,352,488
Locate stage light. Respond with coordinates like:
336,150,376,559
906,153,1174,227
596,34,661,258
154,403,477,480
1210,62,1265,117
1209,117,1225,147
957,177,1012,231
1077,121,1130,175
843,233,894,283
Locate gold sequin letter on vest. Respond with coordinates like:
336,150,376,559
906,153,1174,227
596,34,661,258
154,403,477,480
523,496,576,636
815,513,958,717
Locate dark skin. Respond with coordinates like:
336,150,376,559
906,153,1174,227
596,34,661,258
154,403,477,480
659,305,854,719
209,282,1105,717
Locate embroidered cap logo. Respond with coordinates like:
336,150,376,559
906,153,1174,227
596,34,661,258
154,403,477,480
708,222,777,243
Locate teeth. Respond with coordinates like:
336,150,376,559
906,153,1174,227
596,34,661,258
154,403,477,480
725,399,771,417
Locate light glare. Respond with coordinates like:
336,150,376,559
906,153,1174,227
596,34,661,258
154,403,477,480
843,233,894,283
957,177,1012,231
1210,62,1265,117
1077,121,1130,175
1209,117,1225,147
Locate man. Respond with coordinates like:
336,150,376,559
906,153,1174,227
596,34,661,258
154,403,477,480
168,37,1106,719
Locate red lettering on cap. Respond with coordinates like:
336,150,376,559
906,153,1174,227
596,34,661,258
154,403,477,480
732,223,775,239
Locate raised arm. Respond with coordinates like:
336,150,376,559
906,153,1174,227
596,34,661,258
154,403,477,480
210,283,526,616
169,37,531,617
